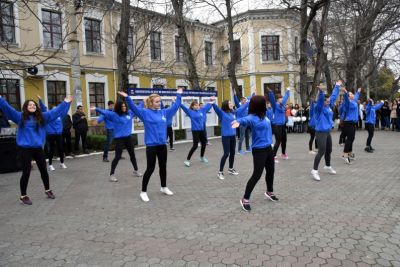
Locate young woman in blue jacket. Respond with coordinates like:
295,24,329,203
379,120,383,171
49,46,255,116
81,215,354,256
38,97,67,171
0,95,72,205
93,100,142,183
212,99,249,180
341,88,362,164
364,99,384,152
268,88,290,163
180,99,213,167
119,89,182,202
232,95,276,212
307,100,318,154
310,81,341,181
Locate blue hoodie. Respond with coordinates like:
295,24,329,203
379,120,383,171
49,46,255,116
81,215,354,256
343,91,360,123
212,102,249,137
234,94,253,118
266,107,274,122
126,95,182,146
95,108,135,139
236,114,273,149
180,102,212,131
308,101,316,129
365,101,384,125
314,84,340,132
0,97,70,148
97,108,114,130
268,90,290,125
339,102,346,121
39,99,63,135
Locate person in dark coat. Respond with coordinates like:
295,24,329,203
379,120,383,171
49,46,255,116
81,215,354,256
72,105,89,154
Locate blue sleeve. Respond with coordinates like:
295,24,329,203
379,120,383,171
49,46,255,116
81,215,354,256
138,101,144,109
0,97,21,123
43,101,70,123
236,101,249,115
282,90,290,106
160,101,164,109
180,103,191,117
236,115,251,127
343,93,350,111
39,99,47,112
165,94,182,119
247,92,255,100
126,97,144,121
268,91,276,111
329,84,340,108
202,103,212,113
373,102,384,111
97,114,105,124
234,95,241,108
315,90,325,113
95,109,116,122
212,103,224,118
365,101,372,113
354,91,361,102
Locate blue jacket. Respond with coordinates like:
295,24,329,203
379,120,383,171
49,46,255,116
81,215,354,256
314,85,340,132
269,90,290,125
212,102,249,137
343,91,360,123
266,107,274,122
236,114,273,149
95,109,134,139
339,103,346,121
180,102,212,131
365,101,384,125
234,94,253,118
97,108,114,130
127,95,182,146
39,99,63,135
0,97,70,148
308,101,316,129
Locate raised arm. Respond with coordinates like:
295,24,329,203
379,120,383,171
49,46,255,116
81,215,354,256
125,96,144,121
137,100,145,109
95,108,116,122
0,96,21,123
179,102,191,116
343,90,350,110
165,93,182,119
212,103,224,118
315,89,325,114
268,90,277,111
282,89,290,106
236,101,249,115
44,100,71,123
233,94,241,108
373,101,384,111
38,98,48,112
201,102,213,113
235,115,252,127
329,83,340,108
354,88,361,102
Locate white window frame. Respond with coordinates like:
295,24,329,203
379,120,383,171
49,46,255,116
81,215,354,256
149,28,164,62
85,73,109,119
43,71,70,111
82,9,106,56
204,36,215,67
259,29,283,63
37,2,67,51
0,70,24,110
151,77,166,88
261,76,284,96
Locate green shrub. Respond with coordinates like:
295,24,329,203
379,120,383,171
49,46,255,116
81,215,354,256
214,125,221,136
174,129,186,140
86,135,107,151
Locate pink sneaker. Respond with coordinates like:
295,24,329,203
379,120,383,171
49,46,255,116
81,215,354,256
274,156,279,163
281,154,289,160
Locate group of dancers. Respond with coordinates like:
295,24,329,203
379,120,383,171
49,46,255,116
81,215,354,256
0,80,384,211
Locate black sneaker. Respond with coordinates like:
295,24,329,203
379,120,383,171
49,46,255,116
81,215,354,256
103,158,109,162
369,146,375,151
20,195,32,205
45,190,55,199
265,192,279,202
240,198,251,211
364,147,373,153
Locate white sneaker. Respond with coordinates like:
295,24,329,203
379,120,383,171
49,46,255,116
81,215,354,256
228,168,239,175
217,172,225,180
140,192,149,202
309,151,317,155
48,165,55,171
60,163,67,169
323,166,336,175
133,170,142,177
274,156,279,163
160,187,174,195
311,169,320,181
109,175,118,182
184,160,191,167
200,157,208,163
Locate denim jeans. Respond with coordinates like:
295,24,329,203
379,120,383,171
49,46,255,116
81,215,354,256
103,129,114,159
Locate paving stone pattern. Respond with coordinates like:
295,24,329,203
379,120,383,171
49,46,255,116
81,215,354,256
0,130,399,267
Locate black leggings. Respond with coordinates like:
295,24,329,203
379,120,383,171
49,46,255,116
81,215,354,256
313,132,332,170
308,128,318,151
47,134,64,165
343,121,356,153
365,123,374,147
220,136,236,172
142,145,167,192
273,125,287,156
187,130,207,160
243,146,275,200
339,125,346,145
18,147,50,196
167,126,174,149
110,136,138,175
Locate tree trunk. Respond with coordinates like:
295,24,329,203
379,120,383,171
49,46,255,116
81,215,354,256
115,0,131,95
171,0,200,90
323,52,333,94
225,0,241,97
311,0,330,98
299,0,309,105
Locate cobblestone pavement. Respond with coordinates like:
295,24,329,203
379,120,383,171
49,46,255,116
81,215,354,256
0,130,399,267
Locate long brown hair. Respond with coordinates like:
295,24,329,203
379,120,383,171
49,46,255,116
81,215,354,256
248,95,266,119
20,100,44,130
190,101,198,110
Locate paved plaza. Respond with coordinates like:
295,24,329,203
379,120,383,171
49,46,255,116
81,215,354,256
0,130,399,267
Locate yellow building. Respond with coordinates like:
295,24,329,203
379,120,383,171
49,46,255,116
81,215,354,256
0,1,303,140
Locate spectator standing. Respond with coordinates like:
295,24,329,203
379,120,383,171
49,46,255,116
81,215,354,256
72,105,89,154
390,99,398,131
380,101,391,130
